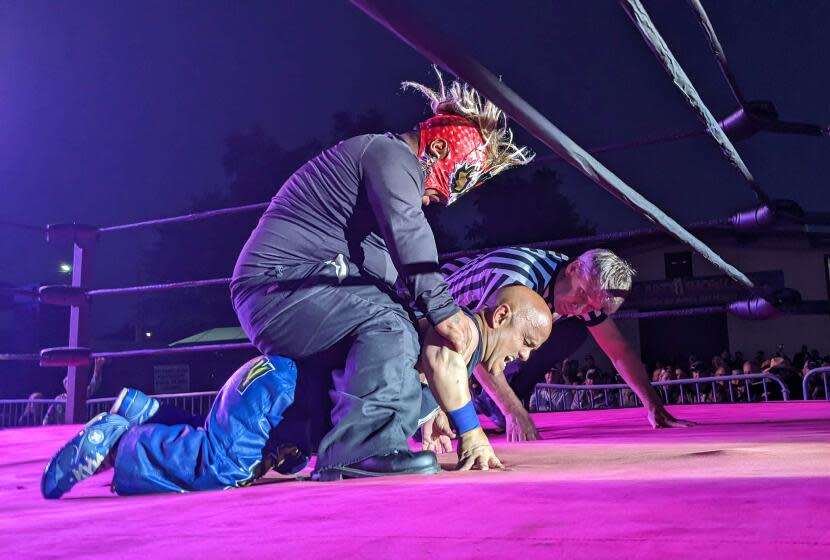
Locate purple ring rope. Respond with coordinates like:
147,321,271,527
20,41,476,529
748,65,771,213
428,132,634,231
0,353,41,362
685,0,746,106
0,287,39,299
0,220,47,233
87,277,231,297
438,218,730,262
351,0,753,289
620,0,771,206
613,306,726,320
535,126,705,164
91,342,255,360
97,202,268,234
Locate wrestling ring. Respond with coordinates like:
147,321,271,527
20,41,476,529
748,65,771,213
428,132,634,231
1,1,828,558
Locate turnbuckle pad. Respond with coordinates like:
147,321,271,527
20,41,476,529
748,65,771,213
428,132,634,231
39,285,88,306
40,347,92,368
46,223,99,245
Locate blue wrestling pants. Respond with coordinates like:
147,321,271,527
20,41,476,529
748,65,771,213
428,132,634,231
111,355,296,495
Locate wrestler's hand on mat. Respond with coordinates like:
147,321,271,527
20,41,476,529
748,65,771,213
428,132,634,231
422,411,455,454
505,409,540,442
434,311,474,354
456,427,504,471
648,404,697,428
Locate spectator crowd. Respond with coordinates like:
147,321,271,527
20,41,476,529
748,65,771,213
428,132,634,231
530,344,830,411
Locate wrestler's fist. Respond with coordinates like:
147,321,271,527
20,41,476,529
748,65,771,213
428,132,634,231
456,427,504,471
434,311,474,354
422,411,454,454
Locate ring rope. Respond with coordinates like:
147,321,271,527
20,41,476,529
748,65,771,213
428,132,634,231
3,295,825,366
613,306,726,320
352,0,753,288
620,0,771,205
98,202,268,234
0,353,40,362
90,342,254,360
535,126,705,164
0,220,47,233
686,0,828,138
87,277,231,297
0,287,39,299
437,217,730,262
685,0,746,105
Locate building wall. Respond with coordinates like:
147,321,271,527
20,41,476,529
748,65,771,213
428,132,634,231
563,236,830,371
637,237,828,358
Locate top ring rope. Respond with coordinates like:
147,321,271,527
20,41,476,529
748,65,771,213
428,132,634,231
684,0,746,106
620,0,771,206
351,0,753,288
535,125,705,164
685,0,828,139
438,217,731,262
98,202,268,234
0,219,47,233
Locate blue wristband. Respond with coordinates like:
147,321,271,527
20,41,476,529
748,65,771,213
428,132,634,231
447,401,480,435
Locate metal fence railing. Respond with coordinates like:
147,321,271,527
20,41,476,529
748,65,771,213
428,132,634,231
0,399,63,428
530,373,790,412
85,391,218,421
0,391,219,428
802,367,830,401
1,369,816,428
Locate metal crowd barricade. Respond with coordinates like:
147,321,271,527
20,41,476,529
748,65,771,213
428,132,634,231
531,373,790,412
802,367,830,401
0,392,220,427
0,398,63,428
86,391,219,421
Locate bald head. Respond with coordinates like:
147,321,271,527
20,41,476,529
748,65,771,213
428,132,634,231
477,285,552,375
485,285,552,341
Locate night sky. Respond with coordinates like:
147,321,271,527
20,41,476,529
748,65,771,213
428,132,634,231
2,1,828,294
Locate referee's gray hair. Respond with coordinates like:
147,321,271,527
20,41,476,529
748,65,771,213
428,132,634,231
576,249,636,315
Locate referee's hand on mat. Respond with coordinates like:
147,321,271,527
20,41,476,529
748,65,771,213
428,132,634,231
505,409,540,442
648,404,697,428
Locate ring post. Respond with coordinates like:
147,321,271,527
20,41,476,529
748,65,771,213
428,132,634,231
48,224,98,423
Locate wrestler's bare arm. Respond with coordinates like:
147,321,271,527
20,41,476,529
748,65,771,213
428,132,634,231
418,323,476,412
589,319,695,429
473,364,540,442
417,317,504,471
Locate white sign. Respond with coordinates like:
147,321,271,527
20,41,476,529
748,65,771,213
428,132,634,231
153,364,191,394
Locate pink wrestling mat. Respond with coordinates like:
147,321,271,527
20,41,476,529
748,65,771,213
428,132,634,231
2,402,828,559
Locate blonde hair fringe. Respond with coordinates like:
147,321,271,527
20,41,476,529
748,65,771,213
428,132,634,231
402,67,534,178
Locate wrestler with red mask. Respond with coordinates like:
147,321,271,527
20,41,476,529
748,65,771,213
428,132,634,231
41,70,535,500
410,114,493,207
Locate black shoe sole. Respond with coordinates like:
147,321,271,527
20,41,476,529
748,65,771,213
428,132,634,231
312,463,440,482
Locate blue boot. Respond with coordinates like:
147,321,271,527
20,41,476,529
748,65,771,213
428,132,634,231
110,388,160,425
41,412,131,499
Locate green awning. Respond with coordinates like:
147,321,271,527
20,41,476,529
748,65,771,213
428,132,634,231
169,327,248,347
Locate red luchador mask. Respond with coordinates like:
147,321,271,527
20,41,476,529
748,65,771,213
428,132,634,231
418,114,492,205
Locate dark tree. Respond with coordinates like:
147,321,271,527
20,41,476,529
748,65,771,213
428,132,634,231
133,112,591,344
134,111,391,342
135,127,320,342
428,166,594,253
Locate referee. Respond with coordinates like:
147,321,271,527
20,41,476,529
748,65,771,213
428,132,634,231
442,246,695,440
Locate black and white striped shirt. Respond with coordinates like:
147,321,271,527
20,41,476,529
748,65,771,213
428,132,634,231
441,247,607,326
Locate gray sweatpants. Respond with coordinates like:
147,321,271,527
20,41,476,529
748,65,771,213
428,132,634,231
232,259,422,470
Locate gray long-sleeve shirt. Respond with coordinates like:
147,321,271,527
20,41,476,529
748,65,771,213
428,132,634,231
232,133,459,326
